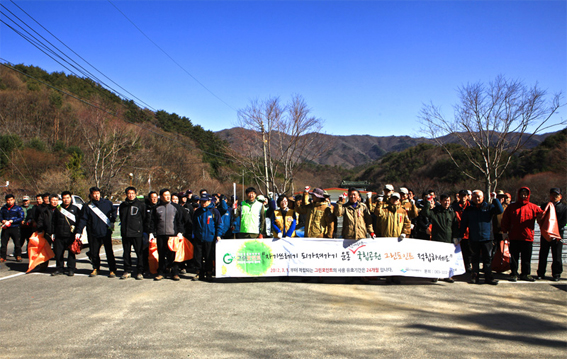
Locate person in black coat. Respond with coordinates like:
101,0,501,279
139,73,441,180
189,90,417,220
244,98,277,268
50,191,80,276
76,187,117,278
537,187,566,281
119,187,147,280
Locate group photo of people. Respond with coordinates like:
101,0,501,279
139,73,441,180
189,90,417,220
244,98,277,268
0,183,564,285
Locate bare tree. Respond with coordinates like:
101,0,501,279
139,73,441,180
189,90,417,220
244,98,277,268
420,75,564,194
235,95,326,195
79,101,141,196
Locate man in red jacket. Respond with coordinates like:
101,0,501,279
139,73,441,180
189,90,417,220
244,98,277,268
501,187,543,282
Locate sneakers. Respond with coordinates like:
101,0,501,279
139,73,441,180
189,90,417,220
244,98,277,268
520,274,535,282
154,275,164,281
15,256,22,262
108,272,116,278
179,268,187,274
509,275,518,282
51,271,62,276
172,275,180,281
136,273,143,280
192,273,199,281
89,269,98,277
68,270,75,277
552,276,560,282
120,272,131,280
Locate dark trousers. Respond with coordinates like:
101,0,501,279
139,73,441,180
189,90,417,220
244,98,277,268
54,236,76,271
470,240,494,280
460,238,472,271
1,226,21,259
538,238,563,278
492,233,503,257
122,236,143,274
509,240,532,277
20,226,34,252
201,240,215,274
156,236,178,276
190,237,202,272
90,234,116,272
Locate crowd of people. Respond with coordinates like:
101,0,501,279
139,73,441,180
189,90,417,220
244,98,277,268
0,183,564,285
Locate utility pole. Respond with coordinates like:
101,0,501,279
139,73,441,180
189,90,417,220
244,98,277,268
260,122,270,195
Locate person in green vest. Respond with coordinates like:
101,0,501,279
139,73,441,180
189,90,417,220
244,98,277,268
236,187,265,239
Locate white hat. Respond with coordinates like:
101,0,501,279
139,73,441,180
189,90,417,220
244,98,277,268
399,187,409,194
391,192,401,199
385,184,394,191
256,195,266,202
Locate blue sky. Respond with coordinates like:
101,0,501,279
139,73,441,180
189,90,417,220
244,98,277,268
0,0,565,136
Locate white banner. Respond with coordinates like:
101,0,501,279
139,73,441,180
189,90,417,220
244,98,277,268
216,237,465,278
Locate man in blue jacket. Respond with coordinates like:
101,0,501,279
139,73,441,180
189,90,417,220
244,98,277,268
193,194,221,281
76,187,117,278
0,194,25,263
458,190,503,285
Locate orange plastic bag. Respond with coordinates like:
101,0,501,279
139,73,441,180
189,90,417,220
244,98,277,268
492,239,511,273
541,202,561,242
27,232,55,273
148,237,159,274
168,236,194,262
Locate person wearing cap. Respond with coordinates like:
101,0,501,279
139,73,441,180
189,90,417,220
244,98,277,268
272,195,298,238
537,188,566,281
193,194,222,281
235,187,265,239
295,187,333,238
333,187,374,240
148,189,184,281
0,194,25,263
492,190,509,253
19,195,34,255
375,192,411,285
399,187,419,220
458,190,503,285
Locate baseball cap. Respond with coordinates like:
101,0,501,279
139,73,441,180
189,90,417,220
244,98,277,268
199,194,211,201
384,184,394,191
550,188,562,195
309,188,326,199
22,195,30,201
391,192,401,199
399,187,409,194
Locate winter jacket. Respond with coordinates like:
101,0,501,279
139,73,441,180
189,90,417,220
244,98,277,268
452,200,470,240
422,204,458,243
401,199,419,220
119,198,147,238
77,199,116,238
295,193,333,238
375,202,412,237
501,187,543,242
37,205,57,235
193,202,222,242
216,199,231,237
334,201,374,240
150,201,183,237
51,204,80,239
272,209,297,238
459,198,503,242
0,204,24,227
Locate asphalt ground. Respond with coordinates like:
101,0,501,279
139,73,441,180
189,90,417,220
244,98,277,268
0,241,566,359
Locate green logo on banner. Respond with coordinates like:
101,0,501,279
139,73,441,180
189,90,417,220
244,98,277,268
236,240,273,276
223,253,234,264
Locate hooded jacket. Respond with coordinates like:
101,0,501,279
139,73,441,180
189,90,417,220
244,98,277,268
334,201,374,240
501,187,543,242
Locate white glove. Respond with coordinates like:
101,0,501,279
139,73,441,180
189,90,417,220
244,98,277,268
370,233,376,239
277,232,283,239
377,196,384,202
491,192,497,199
149,233,155,241
398,234,406,241
177,233,183,239
410,199,415,205
502,233,509,240
75,233,81,240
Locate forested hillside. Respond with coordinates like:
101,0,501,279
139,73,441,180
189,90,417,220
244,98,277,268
0,64,231,199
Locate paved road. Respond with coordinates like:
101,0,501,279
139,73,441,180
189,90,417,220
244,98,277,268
0,244,566,358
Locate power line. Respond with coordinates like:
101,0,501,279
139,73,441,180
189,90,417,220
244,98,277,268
0,60,228,162
106,0,238,112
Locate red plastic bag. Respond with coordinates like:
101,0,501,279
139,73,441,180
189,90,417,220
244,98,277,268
148,237,159,274
168,236,194,262
492,239,511,273
540,202,561,242
68,237,83,254
27,232,55,273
